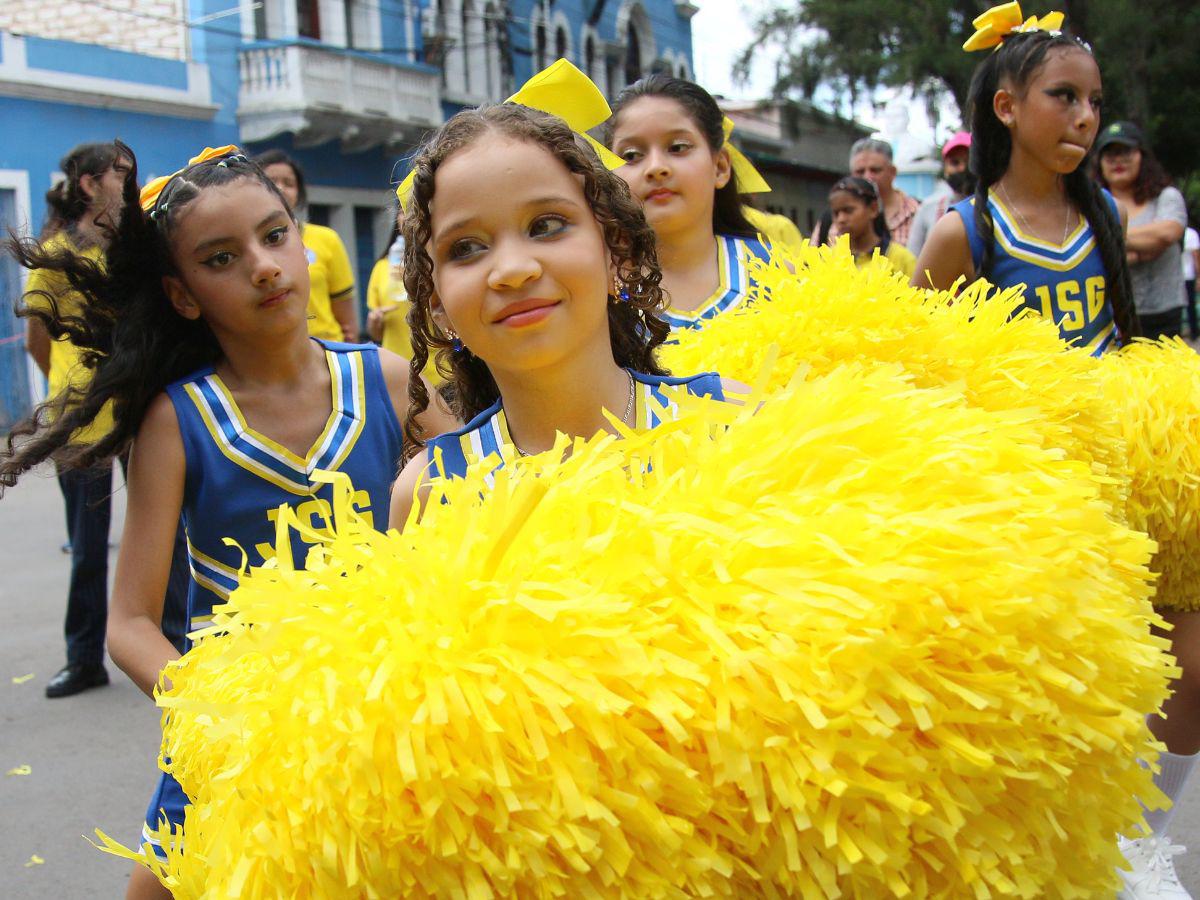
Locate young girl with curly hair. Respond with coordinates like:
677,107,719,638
390,100,734,523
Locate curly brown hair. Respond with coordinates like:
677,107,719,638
399,103,671,460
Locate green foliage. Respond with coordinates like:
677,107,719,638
739,0,1200,177
735,0,981,115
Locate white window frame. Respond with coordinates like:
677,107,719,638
0,168,41,401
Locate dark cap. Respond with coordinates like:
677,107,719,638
1095,121,1146,153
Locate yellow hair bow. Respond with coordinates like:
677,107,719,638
723,117,771,194
139,144,241,212
963,1,1065,52
394,59,621,209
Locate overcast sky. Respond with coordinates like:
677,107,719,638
690,0,776,101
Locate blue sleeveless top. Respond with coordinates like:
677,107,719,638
663,234,771,331
165,340,403,645
951,190,1119,355
427,370,725,481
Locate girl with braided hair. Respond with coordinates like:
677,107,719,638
827,176,917,278
919,5,1196,894
914,3,1138,357
3,143,453,899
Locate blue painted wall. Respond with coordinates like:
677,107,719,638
244,133,404,198
0,96,233,237
25,35,189,89
895,172,940,203
377,0,426,65
506,0,694,87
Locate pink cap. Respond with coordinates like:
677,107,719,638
942,131,971,158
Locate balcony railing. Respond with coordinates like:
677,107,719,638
237,40,441,150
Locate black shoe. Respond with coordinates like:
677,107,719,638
44,663,109,698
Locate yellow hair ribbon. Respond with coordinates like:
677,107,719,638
139,144,241,212
963,1,1065,52
722,117,771,194
395,59,621,209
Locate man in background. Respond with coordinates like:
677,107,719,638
813,137,920,247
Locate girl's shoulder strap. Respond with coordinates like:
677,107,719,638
321,340,404,445
632,369,725,402
426,398,505,480
741,233,772,262
163,361,220,486
948,195,987,272
164,360,218,398
719,232,772,263
313,338,377,354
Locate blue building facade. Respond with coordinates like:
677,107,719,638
0,0,696,425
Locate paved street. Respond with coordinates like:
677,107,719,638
1,468,161,899
3,464,1200,898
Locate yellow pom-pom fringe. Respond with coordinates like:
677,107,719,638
664,239,1200,611
98,365,1171,898
1098,338,1200,611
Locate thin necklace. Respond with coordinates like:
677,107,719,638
511,369,637,458
998,180,1073,246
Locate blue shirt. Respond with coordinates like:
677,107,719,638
662,234,771,331
427,369,725,482
951,190,1120,355
165,340,403,643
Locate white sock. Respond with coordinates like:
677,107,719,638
1144,749,1200,837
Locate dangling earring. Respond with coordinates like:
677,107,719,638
612,273,631,303
446,328,463,353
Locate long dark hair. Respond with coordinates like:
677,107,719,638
0,143,294,487
830,176,890,244
41,142,126,241
966,30,1138,342
816,209,833,246
607,73,758,239
400,103,671,460
1095,138,1173,207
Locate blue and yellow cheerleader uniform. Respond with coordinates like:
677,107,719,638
662,234,770,331
140,340,403,858
428,370,724,481
951,190,1120,355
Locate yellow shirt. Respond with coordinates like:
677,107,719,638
22,232,114,444
303,223,354,341
744,207,804,251
855,240,917,279
366,257,441,385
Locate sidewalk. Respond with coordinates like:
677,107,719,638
1,468,159,898
2,464,1200,897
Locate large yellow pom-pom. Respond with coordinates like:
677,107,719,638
665,240,1200,610
99,365,1169,898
